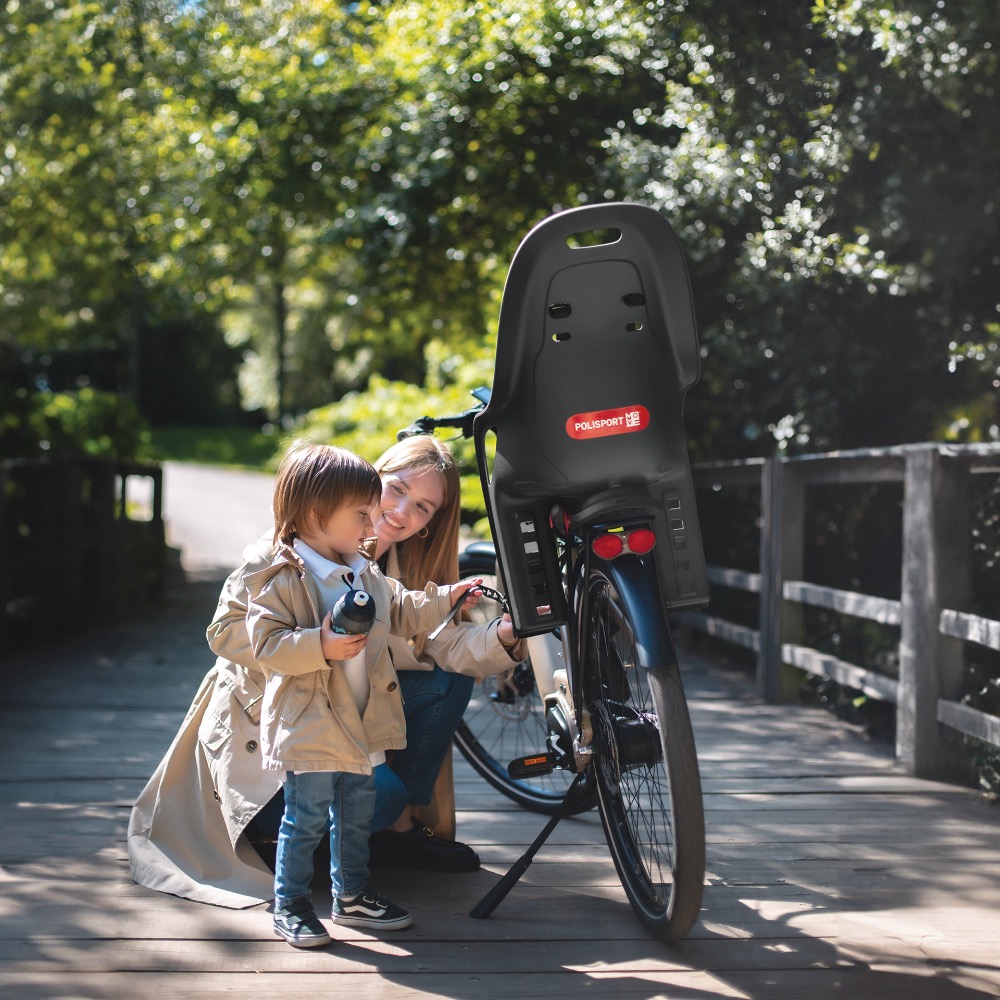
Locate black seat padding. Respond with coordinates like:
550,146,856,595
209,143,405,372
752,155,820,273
475,203,710,635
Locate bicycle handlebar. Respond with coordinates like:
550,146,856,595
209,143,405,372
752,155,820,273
396,402,484,441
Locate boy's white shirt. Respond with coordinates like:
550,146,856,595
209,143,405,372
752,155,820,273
292,539,386,767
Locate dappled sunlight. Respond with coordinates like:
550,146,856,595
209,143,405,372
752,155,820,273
2,526,999,996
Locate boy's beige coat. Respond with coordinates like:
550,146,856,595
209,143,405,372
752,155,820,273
245,541,451,775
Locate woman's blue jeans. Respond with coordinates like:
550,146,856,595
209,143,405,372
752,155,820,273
391,666,474,807
274,770,374,903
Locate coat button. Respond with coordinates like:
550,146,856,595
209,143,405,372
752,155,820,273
246,740,258,752
387,681,398,692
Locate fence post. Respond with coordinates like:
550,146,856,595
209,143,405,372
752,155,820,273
898,446,970,777
54,461,84,629
759,457,804,701
0,465,9,650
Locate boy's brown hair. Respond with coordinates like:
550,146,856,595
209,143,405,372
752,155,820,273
272,441,381,546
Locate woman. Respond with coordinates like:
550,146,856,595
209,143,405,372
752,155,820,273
368,435,518,869
127,436,522,908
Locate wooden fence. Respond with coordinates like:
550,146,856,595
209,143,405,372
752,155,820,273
0,457,165,654
681,442,1000,779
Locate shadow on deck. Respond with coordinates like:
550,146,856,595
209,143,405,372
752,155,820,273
1,568,999,999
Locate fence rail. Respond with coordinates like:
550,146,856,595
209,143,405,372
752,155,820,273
682,442,1000,779
0,457,165,654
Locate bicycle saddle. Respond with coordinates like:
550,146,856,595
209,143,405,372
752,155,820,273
475,202,710,636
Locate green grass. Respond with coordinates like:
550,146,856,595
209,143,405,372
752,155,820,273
149,425,287,470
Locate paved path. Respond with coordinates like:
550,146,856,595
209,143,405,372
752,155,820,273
1,466,999,998
161,461,275,575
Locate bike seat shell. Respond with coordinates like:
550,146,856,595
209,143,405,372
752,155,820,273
475,202,710,635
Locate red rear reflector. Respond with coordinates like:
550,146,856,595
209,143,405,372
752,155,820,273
592,534,624,559
627,529,656,554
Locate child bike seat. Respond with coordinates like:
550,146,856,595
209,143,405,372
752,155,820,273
474,202,710,636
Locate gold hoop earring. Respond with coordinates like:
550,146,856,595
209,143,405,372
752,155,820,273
416,526,429,539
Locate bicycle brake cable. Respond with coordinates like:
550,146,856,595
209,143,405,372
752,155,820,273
427,583,510,641
469,583,508,612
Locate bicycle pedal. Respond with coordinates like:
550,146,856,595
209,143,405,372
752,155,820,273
507,752,558,779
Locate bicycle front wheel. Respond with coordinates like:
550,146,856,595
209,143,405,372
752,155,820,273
583,567,706,941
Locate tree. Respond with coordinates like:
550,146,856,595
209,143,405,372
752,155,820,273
0,0,243,417
612,0,999,455
2,0,996,453
319,0,681,387
0,2,147,360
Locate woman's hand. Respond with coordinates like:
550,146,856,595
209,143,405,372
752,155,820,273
497,613,517,649
320,610,369,661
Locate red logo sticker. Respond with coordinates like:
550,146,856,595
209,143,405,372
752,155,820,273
566,405,650,440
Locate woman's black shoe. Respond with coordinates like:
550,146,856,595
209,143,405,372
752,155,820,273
370,820,481,872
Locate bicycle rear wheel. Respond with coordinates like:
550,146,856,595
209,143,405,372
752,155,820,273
583,567,706,941
455,546,592,816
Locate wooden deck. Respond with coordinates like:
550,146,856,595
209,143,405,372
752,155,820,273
2,572,1000,999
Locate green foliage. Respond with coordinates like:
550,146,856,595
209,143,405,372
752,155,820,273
3,388,155,462
1,0,997,451
149,424,284,469
287,341,495,527
612,0,999,456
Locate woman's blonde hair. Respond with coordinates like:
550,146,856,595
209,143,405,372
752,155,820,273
272,441,381,546
374,435,461,591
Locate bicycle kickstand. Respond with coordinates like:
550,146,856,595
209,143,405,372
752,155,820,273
469,772,587,920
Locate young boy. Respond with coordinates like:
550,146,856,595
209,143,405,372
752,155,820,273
245,442,477,947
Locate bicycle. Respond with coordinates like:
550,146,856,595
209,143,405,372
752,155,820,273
398,203,711,942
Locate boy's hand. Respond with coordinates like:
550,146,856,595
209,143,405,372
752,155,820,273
426,579,484,642
320,610,369,661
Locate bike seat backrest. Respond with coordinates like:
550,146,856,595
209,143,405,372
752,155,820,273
476,203,710,635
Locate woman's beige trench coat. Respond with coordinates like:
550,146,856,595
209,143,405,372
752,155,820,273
127,541,520,908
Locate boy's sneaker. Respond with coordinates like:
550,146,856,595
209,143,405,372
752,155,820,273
332,890,412,930
273,897,332,948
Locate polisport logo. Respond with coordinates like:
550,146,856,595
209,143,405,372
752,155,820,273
566,405,650,440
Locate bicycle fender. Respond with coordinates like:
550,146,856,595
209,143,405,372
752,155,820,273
599,554,678,670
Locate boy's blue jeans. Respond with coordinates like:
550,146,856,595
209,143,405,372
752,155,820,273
254,666,475,852
274,770,374,904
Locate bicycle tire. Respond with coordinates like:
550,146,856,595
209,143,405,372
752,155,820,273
583,567,706,941
454,546,594,816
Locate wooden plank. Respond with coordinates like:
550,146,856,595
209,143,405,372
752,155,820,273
676,612,761,651
899,448,971,775
936,697,1000,748
782,580,901,625
782,642,901,704
939,607,1000,651
5,967,996,1000
707,566,762,593
0,971,753,1000
783,449,906,483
